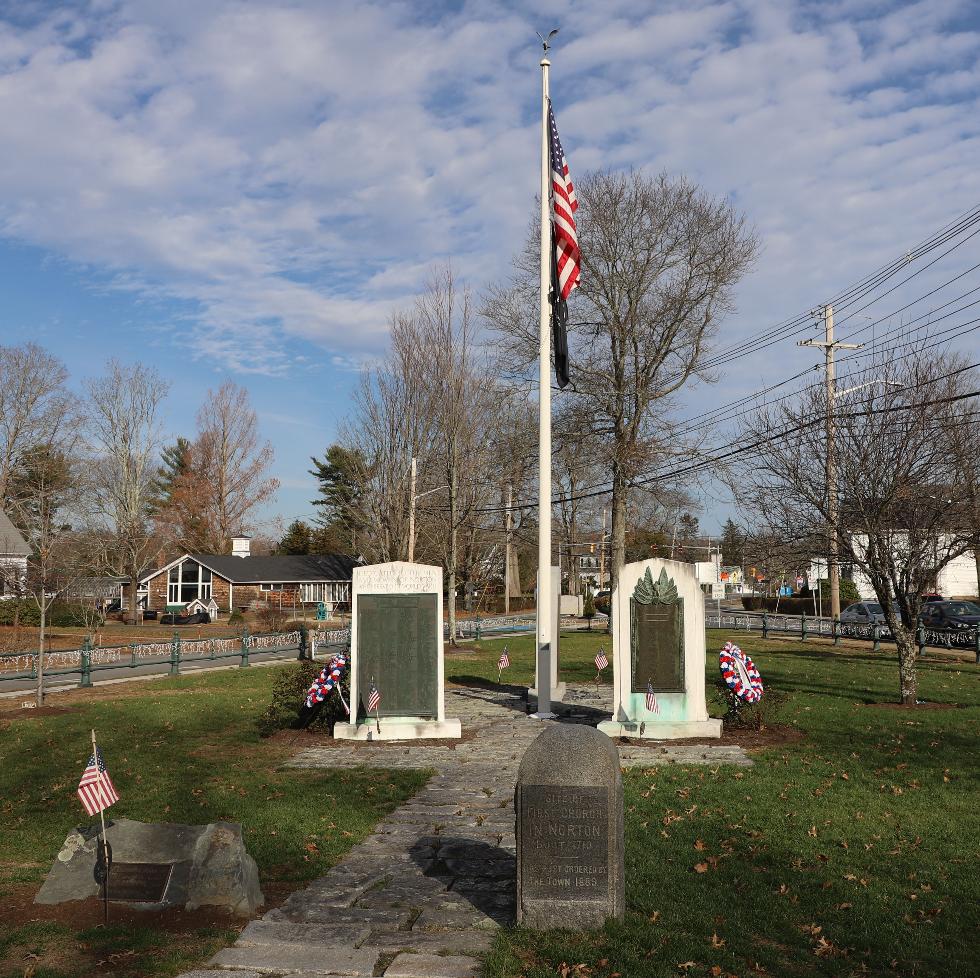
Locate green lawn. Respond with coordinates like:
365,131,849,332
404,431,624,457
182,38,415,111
473,629,979,978
0,666,427,978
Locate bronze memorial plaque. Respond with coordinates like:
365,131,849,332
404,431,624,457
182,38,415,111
630,567,685,693
520,786,610,901
357,593,438,718
108,862,173,903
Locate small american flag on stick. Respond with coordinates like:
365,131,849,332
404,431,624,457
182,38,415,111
367,680,381,733
645,680,660,716
594,650,608,672
496,647,510,683
77,747,119,817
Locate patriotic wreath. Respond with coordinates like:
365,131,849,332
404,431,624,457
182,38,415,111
718,641,764,703
304,653,348,710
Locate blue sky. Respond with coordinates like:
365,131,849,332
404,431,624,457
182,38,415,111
1,0,978,537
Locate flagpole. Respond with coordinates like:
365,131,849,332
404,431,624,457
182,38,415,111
91,729,110,923
533,55,555,721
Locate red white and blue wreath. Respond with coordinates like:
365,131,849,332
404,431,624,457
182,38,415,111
294,653,350,728
718,641,764,703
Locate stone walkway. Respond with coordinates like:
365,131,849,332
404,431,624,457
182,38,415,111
178,685,749,978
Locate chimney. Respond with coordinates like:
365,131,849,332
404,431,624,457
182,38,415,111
231,536,251,558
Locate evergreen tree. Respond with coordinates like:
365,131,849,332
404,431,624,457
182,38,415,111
720,518,746,566
278,519,313,555
152,437,192,512
309,444,368,555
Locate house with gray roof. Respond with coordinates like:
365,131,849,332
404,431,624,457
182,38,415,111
126,536,357,615
0,508,30,598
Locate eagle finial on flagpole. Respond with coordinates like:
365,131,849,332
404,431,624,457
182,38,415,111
536,28,559,53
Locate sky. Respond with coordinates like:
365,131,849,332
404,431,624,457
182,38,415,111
0,0,978,538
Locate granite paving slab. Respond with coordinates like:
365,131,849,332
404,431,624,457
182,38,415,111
175,685,747,978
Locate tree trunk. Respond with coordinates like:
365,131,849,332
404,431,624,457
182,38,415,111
129,569,140,626
448,523,457,647
36,594,46,707
610,463,628,600
974,540,980,598
895,627,918,705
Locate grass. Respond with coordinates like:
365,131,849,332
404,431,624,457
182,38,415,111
0,666,427,978
474,629,979,978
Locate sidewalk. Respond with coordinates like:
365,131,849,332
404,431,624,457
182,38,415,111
177,685,748,978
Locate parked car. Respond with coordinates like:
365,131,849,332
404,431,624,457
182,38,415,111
839,601,889,626
160,611,211,626
917,600,980,632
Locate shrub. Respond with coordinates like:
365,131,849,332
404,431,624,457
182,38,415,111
0,600,88,627
256,604,290,633
256,660,351,738
712,677,785,730
228,609,244,625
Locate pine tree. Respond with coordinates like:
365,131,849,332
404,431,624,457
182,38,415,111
278,519,313,555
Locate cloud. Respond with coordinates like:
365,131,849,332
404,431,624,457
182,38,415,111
0,0,976,381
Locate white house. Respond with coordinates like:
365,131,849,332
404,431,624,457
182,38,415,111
0,509,29,598
849,533,978,600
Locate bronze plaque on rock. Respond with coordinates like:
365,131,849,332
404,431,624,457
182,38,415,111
631,598,685,692
357,593,438,718
108,862,173,903
520,786,610,901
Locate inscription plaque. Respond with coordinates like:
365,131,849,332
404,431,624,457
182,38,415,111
107,862,173,903
357,593,438,718
631,597,685,693
520,786,609,900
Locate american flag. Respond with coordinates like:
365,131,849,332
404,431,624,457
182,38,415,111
594,650,608,671
645,681,660,715
367,682,381,714
77,747,119,817
548,101,580,300
497,649,510,670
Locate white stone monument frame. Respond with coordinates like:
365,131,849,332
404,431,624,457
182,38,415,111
334,561,460,741
598,557,721,740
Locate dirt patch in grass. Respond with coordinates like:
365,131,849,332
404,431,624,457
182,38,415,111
0,883,246,935
862,700,963,710
0,704,78,721
620,723,804,751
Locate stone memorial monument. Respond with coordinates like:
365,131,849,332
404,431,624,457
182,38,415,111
515,725,624,928
530,565,565,704
598,557,722,739
36,818,263,915
333,561,461,741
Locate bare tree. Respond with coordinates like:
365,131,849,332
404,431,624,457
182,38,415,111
6,443,83,705
486,170,757,597
190,382,279,552
341,310,438,562
86,361,169,625
0,343,73,508
739,344,974,704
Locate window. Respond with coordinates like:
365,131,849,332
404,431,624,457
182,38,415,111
261,583,285,591
300,582,350,604
167,560,213,605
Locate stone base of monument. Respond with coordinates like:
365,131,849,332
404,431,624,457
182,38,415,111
333,717,462,740
528,681,567,703
597,717,723,739
35,818,263,916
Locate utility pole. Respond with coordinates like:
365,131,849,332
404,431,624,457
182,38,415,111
599,506,607,589
504,482,512,615
408,456,418,562
798,305,861,619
